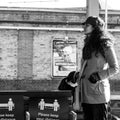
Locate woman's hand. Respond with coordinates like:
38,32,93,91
88,72,101,83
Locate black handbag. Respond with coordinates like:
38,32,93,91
58,77,74,90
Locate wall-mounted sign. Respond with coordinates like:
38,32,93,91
0,95,24,120
29,91,72,120
52,39,77,77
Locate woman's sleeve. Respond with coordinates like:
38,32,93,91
99,43,119,79
80,58,84,68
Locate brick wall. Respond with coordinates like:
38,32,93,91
0,29,84,90
0,9,120,92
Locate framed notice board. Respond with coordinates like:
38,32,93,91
52,38,77,77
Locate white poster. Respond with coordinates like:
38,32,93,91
53,39,77,76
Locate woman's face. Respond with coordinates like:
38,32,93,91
83,24,94,35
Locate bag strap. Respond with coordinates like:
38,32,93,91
73,60,87,111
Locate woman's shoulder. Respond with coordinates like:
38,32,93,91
101,31,114,40
100,32,115,48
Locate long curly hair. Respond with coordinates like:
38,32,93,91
82,25,115,60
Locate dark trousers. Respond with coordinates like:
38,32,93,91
82,103,109,120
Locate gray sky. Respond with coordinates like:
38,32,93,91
0,0,86,8
0,0,120,10
99,0,120,10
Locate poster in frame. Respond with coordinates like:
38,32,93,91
52,38,77,77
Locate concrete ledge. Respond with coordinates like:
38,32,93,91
0,79,120,92
0,79,60,90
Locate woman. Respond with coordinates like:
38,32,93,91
81,16,119,120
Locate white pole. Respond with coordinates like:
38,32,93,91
105,0,108,31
